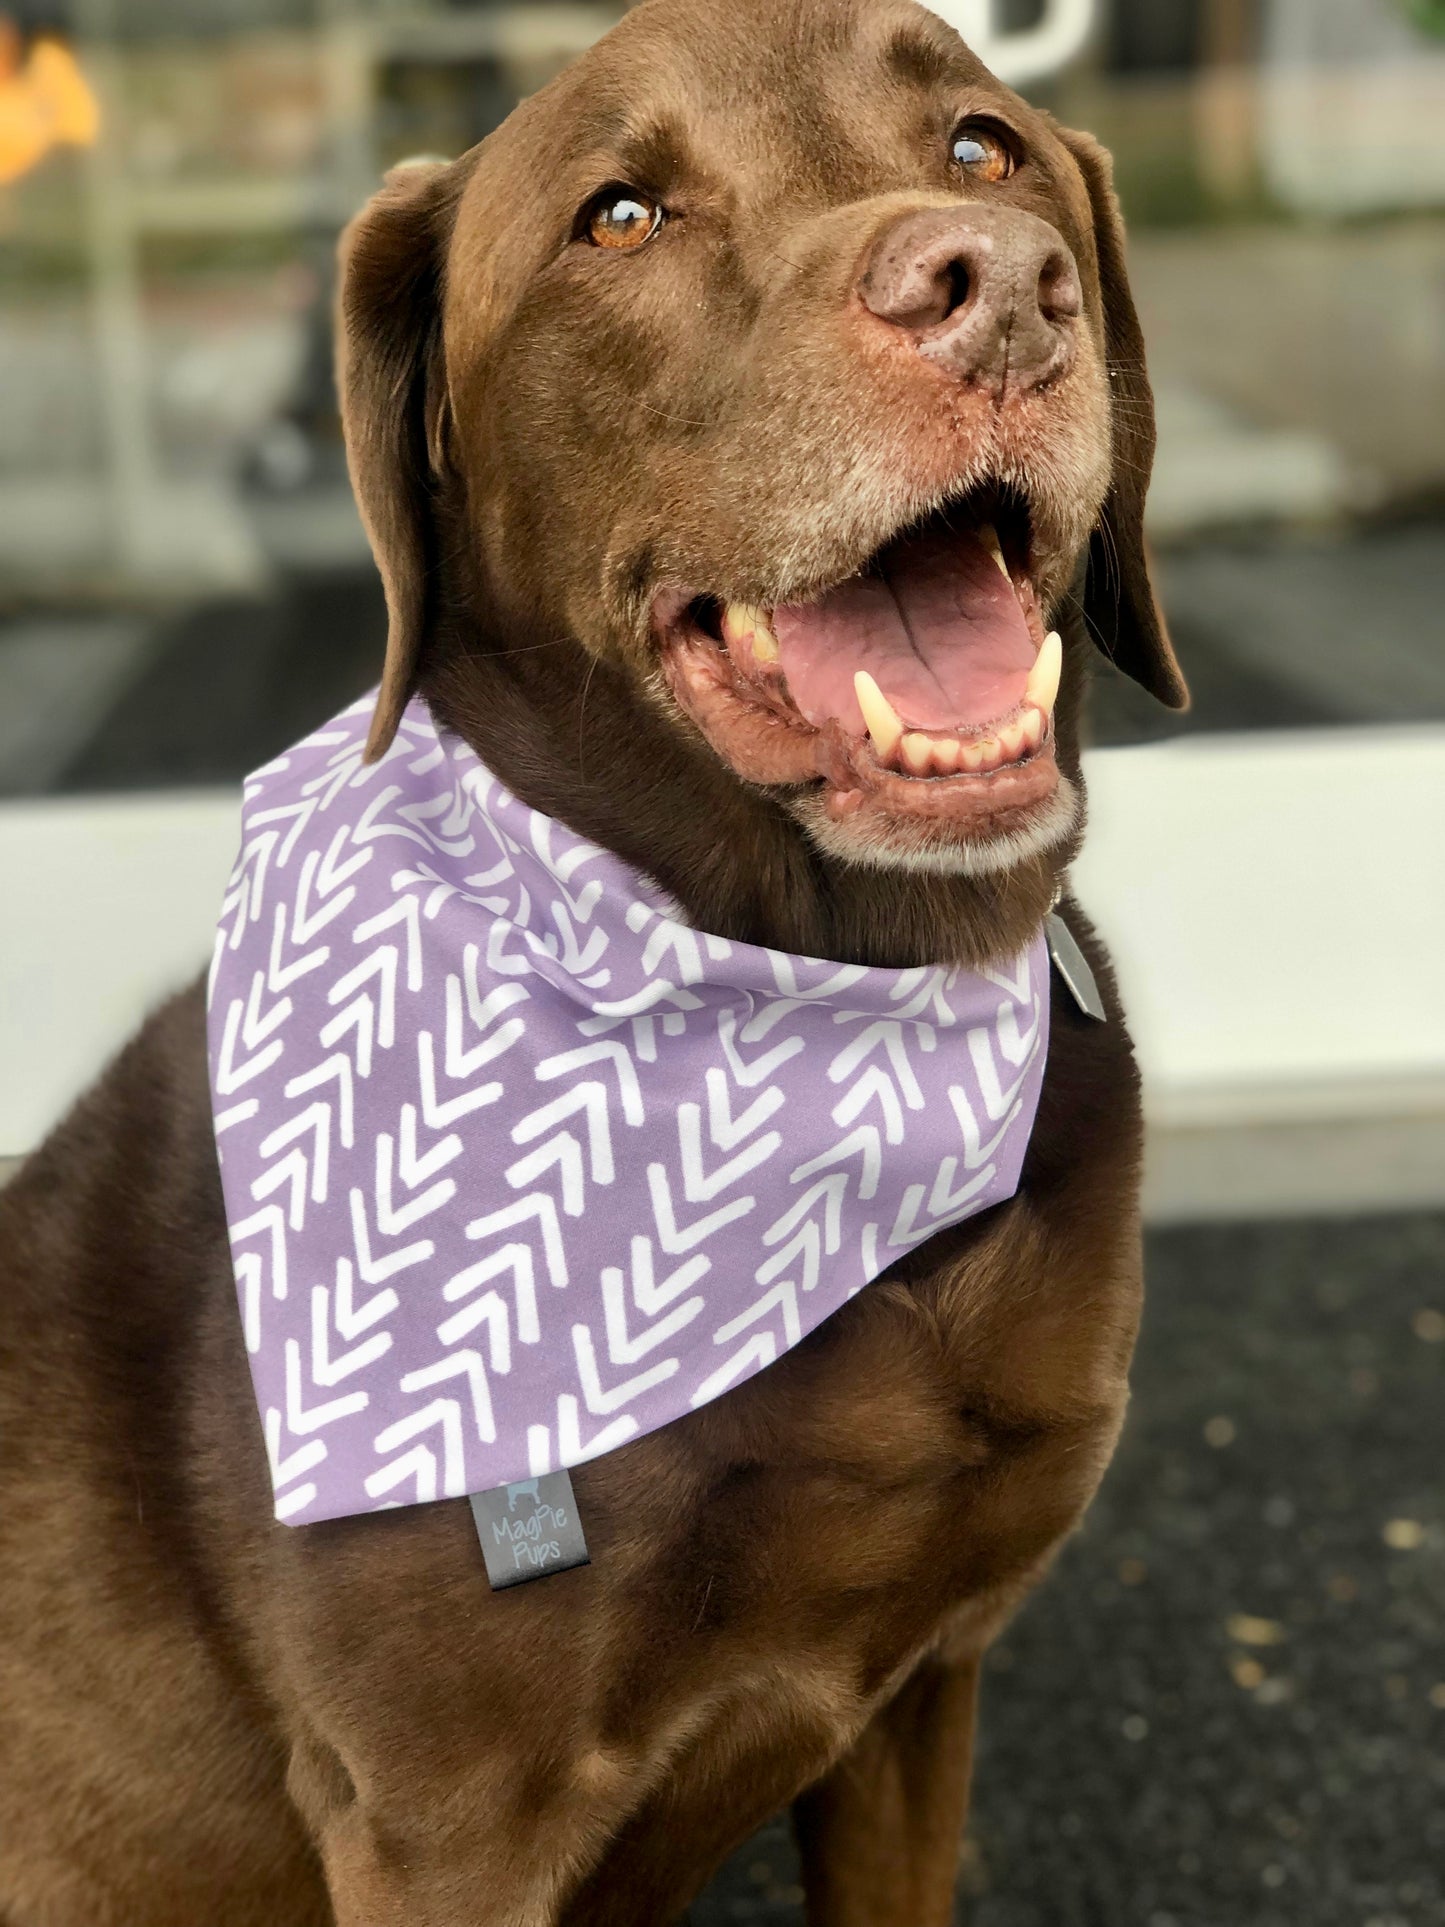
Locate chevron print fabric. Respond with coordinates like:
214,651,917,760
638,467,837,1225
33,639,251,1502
207,695,1050,1525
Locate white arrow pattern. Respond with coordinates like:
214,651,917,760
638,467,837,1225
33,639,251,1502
209,696,1050,1525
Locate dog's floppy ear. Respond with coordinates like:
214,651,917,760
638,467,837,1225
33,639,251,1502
1056,127,1188,710
338,158,466,762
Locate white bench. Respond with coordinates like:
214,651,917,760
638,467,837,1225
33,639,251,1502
4,727,1443,1221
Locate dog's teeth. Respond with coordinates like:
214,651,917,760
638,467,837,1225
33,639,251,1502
930,735,961,774
997,720,1028,761
900,732,933,775
854,671,904,757
1024,631,1062,716
751,616,780,663
721,601,779,663
1020,705,1046,750
978,522,1010,579
720,602,753,646
973,733,1001,770
958,739,986,773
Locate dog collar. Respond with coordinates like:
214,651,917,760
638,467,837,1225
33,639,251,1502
207,695,1050,1526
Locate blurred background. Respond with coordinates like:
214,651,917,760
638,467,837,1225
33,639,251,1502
1,1,1442,1920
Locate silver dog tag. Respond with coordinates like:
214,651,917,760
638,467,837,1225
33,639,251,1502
469,1470,590,1589
1045,913,1107,1023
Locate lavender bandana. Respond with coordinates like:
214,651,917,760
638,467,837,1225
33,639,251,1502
208,696,1050,1526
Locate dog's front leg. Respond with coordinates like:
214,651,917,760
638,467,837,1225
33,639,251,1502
305,1790,568,1927
792,1651,981,1927
285,1722,591,1927
556,1730,835,1927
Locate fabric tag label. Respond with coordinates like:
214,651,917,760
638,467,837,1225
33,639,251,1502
469,1471,590,1589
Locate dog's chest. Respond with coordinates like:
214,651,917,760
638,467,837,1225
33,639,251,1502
615,1204,1135,1635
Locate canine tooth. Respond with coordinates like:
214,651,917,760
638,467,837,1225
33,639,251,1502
720,602,755,645
900,732,933,775
979,522,1010,578
998,720,1028,761
721,601,778,662
855,671,904,757
720,601,762,655
1025,631,1062,715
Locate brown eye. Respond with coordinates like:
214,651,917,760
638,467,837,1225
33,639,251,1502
585,189,663,250
950,122,1015,184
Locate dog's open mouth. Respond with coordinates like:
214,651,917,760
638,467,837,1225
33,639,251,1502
656,492,1062,834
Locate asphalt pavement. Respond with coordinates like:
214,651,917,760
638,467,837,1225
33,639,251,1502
692,1213,1445,1927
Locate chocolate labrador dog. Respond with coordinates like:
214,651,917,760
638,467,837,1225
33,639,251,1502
0,0,1186,1921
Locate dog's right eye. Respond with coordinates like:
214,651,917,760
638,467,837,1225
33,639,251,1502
950,122,1016,184
582,189,664,251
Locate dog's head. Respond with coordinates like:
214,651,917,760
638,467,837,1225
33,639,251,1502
339,0,1184,905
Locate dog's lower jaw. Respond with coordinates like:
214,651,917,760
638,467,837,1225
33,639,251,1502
657,625,1080,887
790,773,1081,881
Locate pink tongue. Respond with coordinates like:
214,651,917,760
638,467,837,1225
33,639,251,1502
769,523,1036,734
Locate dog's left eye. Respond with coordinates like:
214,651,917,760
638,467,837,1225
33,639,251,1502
950,122,1015,184
583,189,664,251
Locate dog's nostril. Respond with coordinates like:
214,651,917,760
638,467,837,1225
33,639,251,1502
942,259,971,320
859,209,1082,393
1037,252,1082,324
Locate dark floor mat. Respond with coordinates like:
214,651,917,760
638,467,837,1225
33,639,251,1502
692,1214,1445,1927
1083,603,1345,747
36,520,1445,791
42,560,1341,787
1085,522,1445,747
56,567,385,792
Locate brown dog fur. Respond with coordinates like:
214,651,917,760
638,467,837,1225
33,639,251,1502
0,2,1183,1920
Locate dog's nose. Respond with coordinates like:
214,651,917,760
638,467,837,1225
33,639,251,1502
858,205,1082,393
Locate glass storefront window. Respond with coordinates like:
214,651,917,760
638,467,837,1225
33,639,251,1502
2,0,1441,790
